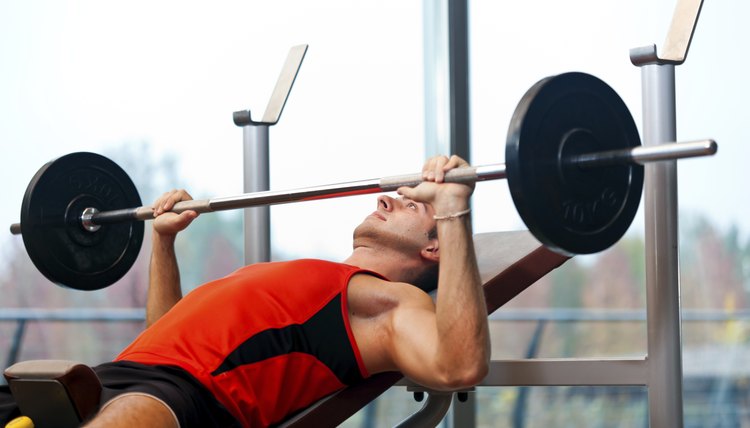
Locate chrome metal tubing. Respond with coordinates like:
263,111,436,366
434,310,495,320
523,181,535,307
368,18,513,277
641,63,685,428
243,124,271,265
568,139,716,169
210,178,383,211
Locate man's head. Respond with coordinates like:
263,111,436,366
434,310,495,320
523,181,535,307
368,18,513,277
351,195,440,292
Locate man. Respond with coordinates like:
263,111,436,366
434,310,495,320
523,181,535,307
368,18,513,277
2,155,489,427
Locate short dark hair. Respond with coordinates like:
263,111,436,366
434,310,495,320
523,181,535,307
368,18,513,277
427,225,438,241
412,262,439,293
412,225,439,292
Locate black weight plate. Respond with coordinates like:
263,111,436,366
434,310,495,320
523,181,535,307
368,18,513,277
20,152,144,290
506,72,643,255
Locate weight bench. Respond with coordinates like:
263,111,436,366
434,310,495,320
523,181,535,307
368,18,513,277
3,231,568,428
3,360,101,428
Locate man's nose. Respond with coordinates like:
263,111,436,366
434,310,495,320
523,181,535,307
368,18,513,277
378,195,395,212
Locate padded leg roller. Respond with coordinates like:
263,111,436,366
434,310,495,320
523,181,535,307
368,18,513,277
3,360,102,428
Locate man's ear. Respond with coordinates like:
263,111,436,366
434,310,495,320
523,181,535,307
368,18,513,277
421,241,440,262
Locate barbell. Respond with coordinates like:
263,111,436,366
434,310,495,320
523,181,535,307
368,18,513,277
9,72,717,291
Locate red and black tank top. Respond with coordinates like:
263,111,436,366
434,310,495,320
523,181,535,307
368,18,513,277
116,259,377,427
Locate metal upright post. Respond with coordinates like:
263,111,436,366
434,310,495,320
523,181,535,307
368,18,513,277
447,0,471,162
242,125,271,264
233,45,307,265
640,62,684,428
630,0,703,425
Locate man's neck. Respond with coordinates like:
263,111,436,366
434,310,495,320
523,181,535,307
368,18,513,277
343,247,419,284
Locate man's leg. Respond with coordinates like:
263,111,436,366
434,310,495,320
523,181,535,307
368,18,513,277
83,393,178,428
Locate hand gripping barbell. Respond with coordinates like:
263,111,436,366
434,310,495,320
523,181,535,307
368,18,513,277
9,72,717,290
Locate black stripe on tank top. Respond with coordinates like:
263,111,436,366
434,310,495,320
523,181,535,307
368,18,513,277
210,294,364,385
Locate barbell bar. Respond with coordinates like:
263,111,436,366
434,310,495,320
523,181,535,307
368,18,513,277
8,139,716,236
8,72,719,290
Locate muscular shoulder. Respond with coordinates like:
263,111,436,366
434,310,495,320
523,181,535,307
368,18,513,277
347,273,436,375
348,273,434,318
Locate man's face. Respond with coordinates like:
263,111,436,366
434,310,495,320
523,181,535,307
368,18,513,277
353,195,437,255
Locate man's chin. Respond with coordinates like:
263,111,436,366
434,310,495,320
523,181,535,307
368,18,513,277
352,222,377,241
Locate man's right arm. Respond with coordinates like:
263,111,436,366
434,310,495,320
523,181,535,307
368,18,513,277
388,156,490,390
146,190,198,327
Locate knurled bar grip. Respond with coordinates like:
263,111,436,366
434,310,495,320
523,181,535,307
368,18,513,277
8,140,716,234
379,166,481,191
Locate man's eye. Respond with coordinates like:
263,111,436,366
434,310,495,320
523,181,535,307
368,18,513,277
408,203,417,210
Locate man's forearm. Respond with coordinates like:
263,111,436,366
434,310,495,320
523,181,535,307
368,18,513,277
146,233,183,326
434,212,490,377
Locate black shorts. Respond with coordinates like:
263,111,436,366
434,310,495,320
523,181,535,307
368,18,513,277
1,361,240,428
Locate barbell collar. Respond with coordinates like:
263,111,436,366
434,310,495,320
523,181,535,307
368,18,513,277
80,207,101,232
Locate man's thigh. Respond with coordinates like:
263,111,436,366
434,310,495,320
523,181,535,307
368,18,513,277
85,393,178,428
